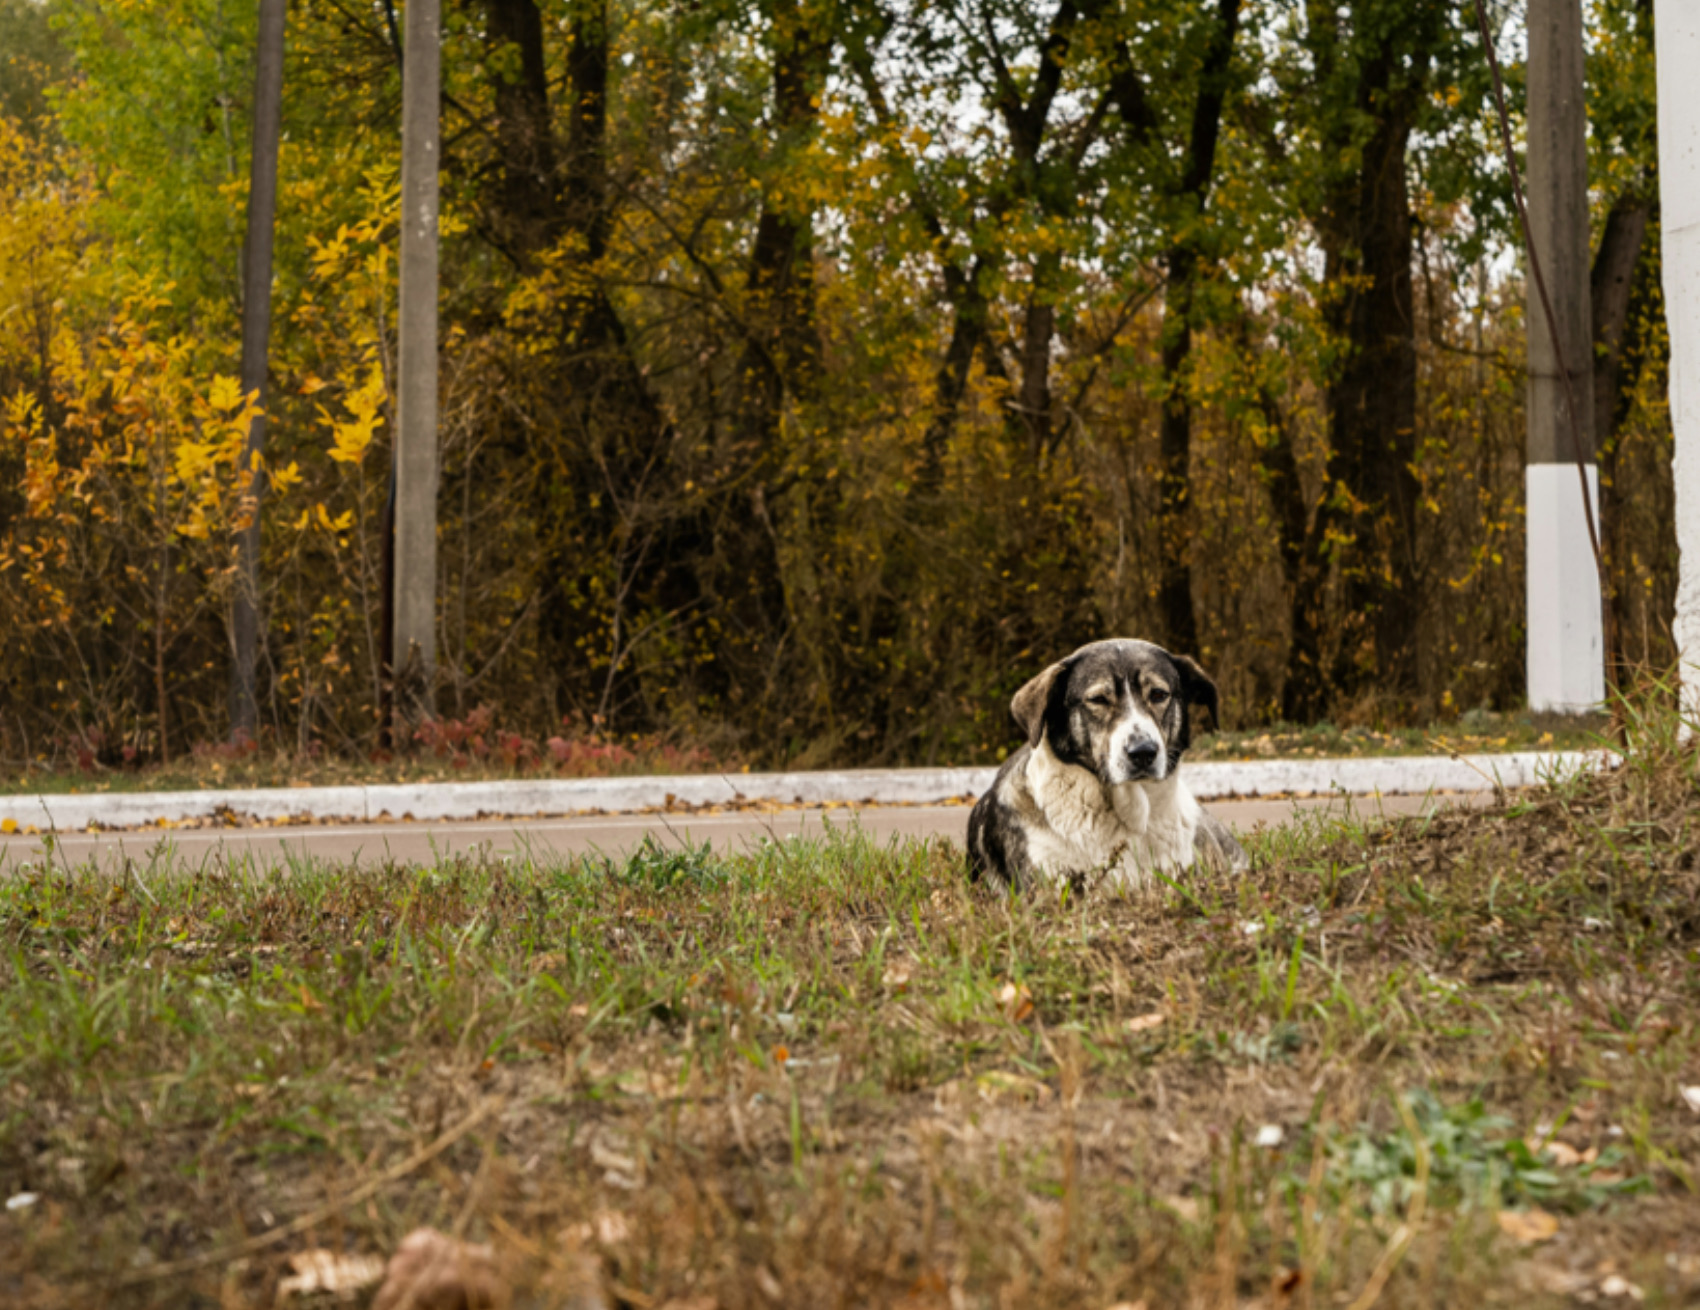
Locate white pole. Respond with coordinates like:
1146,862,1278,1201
1657,0,1700,723
1525,0,1603,714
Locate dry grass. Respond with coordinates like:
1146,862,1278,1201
0,700,1696,1308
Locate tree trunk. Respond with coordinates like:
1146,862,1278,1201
1333,93,1421,698
1150,0,1239,656
916,259,991,492
1590,195,1649,671
713,0,831,657
529,0,683,718
1157,246,1200,655
1591,197,1648,447
484,0,558,262
230,0,285,745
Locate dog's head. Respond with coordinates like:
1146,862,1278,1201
1009,639,1221,785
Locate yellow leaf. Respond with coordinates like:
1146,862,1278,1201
1496,1208,1559,1246
206,375,245,412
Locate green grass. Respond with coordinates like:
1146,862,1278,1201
1189,706,1610,762
1,699,1697,1307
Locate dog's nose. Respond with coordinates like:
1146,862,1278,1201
1126,740,1160,773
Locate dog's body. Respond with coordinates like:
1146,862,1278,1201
968,639,1247,891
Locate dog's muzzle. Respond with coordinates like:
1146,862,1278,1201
1122,737,1162,780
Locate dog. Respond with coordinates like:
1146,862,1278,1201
967,639,1248,891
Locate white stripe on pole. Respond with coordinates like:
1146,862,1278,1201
1658,1,1700,723
1526,464,1603,711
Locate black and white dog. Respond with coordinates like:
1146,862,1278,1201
967,639,1247,891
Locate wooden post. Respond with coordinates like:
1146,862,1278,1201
1524,0,1602,712
230,0,286,745
394,0,441,725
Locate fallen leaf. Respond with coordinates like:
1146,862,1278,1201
997,981,1034,1023
882,960,915,991
1105,1302,1149,1310
1680,1086,1700,1114
1547,1141,1581,1167
1496,1208,1560,1246
897,1270,951,1308
1599,1274,1644,1301
372,1228,507,1310
277,1248,388,1299
1126,1012,1165,1034
590,1139,639,1177
755,1265,784,1302
1159,1195,1200,1224
974,1070,1051,1104
0,818,17,835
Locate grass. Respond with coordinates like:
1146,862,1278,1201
1,700,1696,1308
1,707,1607,798
1188,707,1609,762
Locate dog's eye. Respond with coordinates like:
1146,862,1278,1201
1148,687,1172,705
1086,693,1114,708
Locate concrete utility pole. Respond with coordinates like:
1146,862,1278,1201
1657,1,1700,722
1525,0,1603,713
230,0,287,745
394,0,441,722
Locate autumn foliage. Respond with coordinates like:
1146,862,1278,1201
0,0,1674,771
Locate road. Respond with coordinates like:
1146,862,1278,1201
0,791,1484,874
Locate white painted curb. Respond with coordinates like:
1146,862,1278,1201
0,751,1610,832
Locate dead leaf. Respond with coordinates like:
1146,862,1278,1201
897,1270,950,1309
372,1228,508,1310
974,1070,1051,1104
589,1137,638,1177
1125,1012,1165,1034
997,981,1034,1023
1105,1302,1149,1310
755,1265,784,1302
1599,1274,1644,1301
1159,1195,1200,1224
882,960,915,991
1528,1138,1584,1167
277,1248,387,1299
1496,1208,1560,1246
1680,1086,1700,1114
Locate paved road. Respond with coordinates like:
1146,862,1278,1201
0,791,1486,874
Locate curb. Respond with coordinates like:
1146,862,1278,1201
0,751,1610,833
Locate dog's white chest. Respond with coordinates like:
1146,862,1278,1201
1015,744,1201,888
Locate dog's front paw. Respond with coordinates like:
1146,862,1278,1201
1194,811,1249,873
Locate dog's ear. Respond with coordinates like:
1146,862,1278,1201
1010,661,1065,747
1171,654,1221,730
